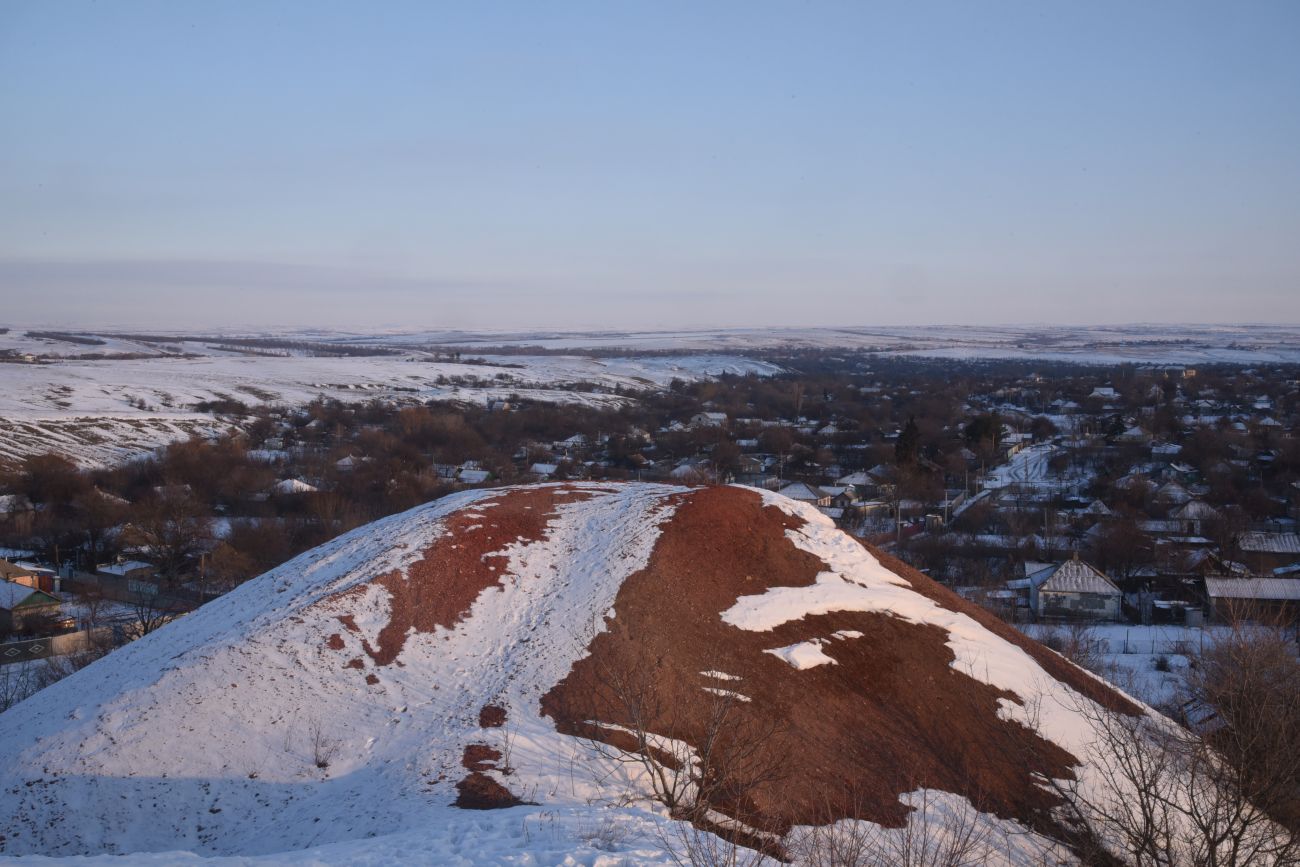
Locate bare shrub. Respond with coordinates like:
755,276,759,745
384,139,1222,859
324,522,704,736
308,717,341,770
576,812,634,852
788,787,1000,867
578,649,787,825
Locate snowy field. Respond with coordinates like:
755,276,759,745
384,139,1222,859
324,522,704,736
0,350,778,467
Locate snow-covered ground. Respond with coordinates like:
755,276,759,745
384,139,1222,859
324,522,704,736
1022,623,1220,711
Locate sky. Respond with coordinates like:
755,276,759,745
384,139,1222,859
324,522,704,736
1,1,1298,331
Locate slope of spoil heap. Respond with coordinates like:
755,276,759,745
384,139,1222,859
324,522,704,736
0,482,1153,864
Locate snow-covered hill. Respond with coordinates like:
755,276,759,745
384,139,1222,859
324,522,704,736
0,483,1173,864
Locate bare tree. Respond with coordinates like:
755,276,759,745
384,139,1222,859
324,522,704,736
122,490,213,586
1046,681,1298,866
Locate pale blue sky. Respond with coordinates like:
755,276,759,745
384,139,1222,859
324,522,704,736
2,1,1298,329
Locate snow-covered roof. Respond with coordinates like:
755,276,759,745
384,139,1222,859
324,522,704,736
1238,532,1300,555
1205,577,1300,601
1155,482,1191,504
529,463,558,476
273,479,318,495
777,482,829,502
96,560,153,577
1037,559,1121,596
0,580,59,611
0,558,37,581
1173,501,1220,521
836,471,871,486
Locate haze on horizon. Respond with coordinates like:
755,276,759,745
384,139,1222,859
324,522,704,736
2,1,1298,331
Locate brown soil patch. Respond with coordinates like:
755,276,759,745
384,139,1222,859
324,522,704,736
462,744,502,772
365,674,379,685
321,485,593,666
325,634,344,650
542,485,1137,841
453,772,526,810
479,705,507,728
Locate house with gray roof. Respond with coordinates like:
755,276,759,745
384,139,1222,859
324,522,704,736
1027,556,1123,621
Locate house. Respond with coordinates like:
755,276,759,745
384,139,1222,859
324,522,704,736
1027,556,1123,621
0,558,57,593
1154,481,1192,506
776,482,832,507
97,560,156,583
669,462,714,483
1172,501,1220,535
1115,425,1149,445
1084,500,1114,518
529,463,559,480
0,580,62,634
690,412,728,428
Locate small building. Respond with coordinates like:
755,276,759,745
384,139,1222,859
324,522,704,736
1029,556,1123,621
1205,577,1300,624
0,580,62,634
458,468,491,485
97,560,157,583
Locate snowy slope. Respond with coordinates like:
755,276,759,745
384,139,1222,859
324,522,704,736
0,483,1205,864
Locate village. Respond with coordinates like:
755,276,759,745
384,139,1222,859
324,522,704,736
2,352,1299,710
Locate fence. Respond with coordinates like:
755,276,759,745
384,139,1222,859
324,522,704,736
0,627,113,666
